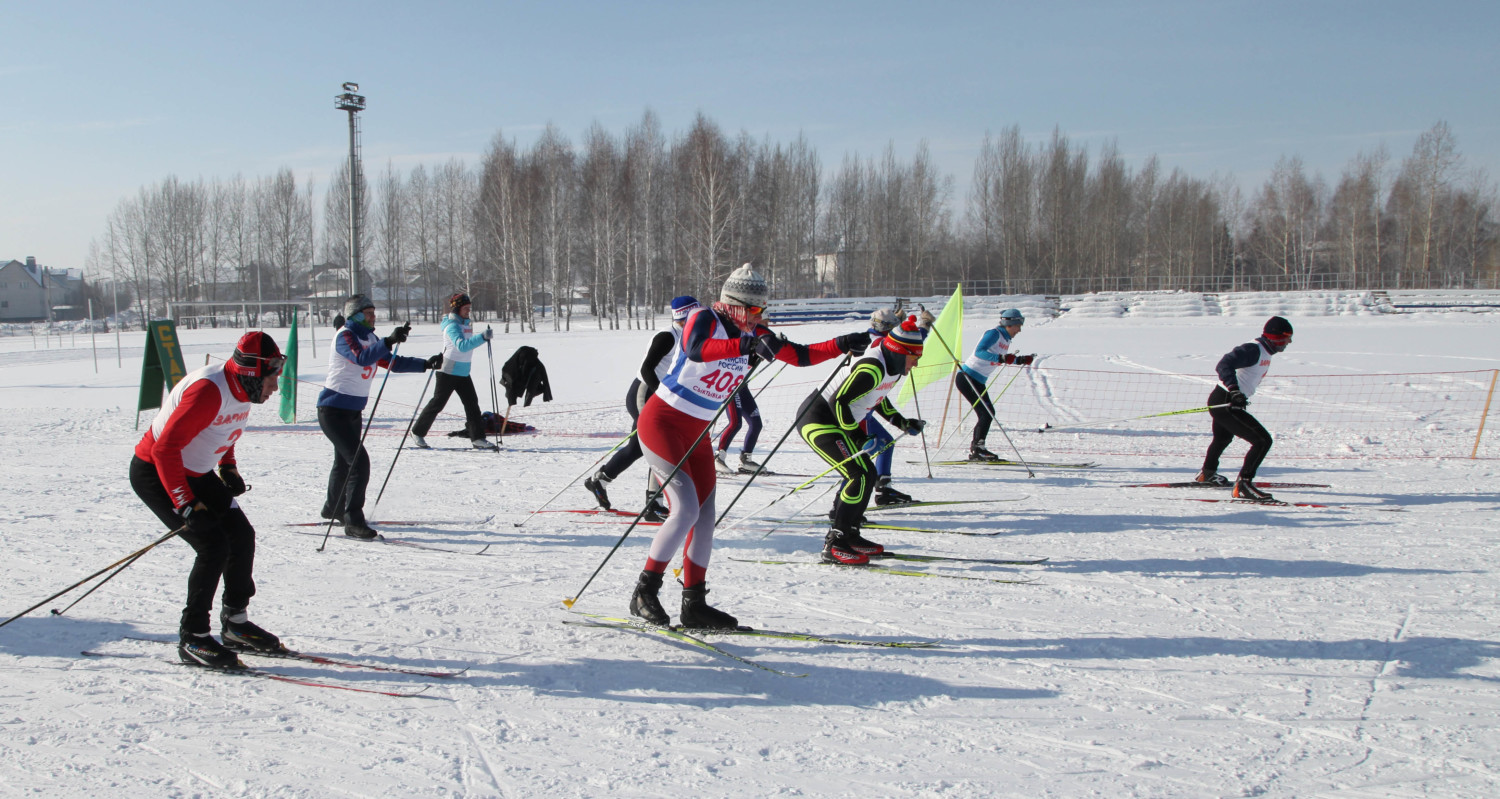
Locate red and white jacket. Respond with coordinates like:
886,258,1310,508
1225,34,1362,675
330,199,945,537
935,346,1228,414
134,362,251,509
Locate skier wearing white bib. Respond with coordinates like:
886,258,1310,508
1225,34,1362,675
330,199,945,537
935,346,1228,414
1197,316,1294,500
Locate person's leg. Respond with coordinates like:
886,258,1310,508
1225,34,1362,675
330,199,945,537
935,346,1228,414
1221,410,1273,481
955,373,994,447
411,374,457,438
738,389,763,455
1201,388,1236,476
453,376,485,440
866,417,895,477
599,381,644,481
318,407,370,522
717,393,744,453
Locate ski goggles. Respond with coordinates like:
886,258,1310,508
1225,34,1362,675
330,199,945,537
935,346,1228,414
237,353,287,378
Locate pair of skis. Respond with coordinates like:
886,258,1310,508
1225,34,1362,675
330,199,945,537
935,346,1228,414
83,636,468,698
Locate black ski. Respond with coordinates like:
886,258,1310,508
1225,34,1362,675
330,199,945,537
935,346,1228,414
868,498,1022,512
122,636,469,678
873,552,1048,565
285,517,494,527
565,613,935,649
924,459,1098,469
563,613,806,677
728,557,1036,583
775,518,1004,536
1123,481,1330,489
80,651,438,698
281,527,495,555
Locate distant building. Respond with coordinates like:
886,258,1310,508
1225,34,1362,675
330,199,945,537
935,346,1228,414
0,257,84,322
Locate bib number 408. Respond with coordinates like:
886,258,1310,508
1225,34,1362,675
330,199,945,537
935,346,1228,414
697,369,744,395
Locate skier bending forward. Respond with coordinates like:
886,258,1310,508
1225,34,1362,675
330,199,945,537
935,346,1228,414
629,264,869,629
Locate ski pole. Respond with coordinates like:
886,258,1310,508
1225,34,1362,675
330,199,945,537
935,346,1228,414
372,366,436,511
486,337,501,449
908,376,934,479
751,360,788,399
1037,404,1229,433
922,313,1029,469
513,428,638,529
1,527,184,629
318,337,404,552
756,480,839,540
563,361,762,610
714,353,852,525
722,432,908,535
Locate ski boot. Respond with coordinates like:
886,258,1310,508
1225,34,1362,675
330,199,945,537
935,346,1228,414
679,584,739,630
821,528,870,566
827,508,869,526
343,510,380,540
583,471,612,510
411,435,432,450
737,453,765,475
1194,470,1231,487
846,526,885,556
220,607,287,653
968,445,1000,462
641,494,670,523
874,477,914,506
713,449,735,475
1233,478,1274,501
178,630,244,669
471,438,498,451
629,570,670,626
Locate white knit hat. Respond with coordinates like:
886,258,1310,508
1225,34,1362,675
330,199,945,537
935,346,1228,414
719,264,770,309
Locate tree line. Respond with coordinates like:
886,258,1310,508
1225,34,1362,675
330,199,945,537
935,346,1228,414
89,114,1496,330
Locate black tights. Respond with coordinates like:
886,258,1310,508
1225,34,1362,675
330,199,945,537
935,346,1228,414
1202,386,1273,480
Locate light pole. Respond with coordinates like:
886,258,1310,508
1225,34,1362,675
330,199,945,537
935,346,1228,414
335,82,366,296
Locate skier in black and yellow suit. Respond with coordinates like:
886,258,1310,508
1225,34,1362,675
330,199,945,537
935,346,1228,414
797,316,928,565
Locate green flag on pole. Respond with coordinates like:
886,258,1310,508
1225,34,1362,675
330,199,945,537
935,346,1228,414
897,284,963,404
278,309,299,423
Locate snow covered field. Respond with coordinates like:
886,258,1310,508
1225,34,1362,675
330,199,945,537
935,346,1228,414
2,306,1497,798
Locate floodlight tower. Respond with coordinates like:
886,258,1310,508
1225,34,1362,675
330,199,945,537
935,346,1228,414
335,82,366,295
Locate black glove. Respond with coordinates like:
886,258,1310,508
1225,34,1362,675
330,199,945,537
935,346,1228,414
836,332,870,356
177,501,215,533
425,354,444,370
1002,353,1017,365
1014,354,1035,366
1227,389,1248,409
753,332,783,361
482,326,494,342
903,418,927,436
219,465,247,496
383,322,412,349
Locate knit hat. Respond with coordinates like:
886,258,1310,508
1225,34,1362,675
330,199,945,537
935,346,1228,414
999,308,1025,326
449,292,472,313
343,294,375,320
670,295,701,322
1262,316,1293,349
719,264,770,309
869,308,900,334
225,331,284,404
881,315,927,356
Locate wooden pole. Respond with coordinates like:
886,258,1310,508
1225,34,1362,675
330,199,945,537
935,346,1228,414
1472,369,1498,459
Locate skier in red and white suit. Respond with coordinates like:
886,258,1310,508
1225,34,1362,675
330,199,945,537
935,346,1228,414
130,331,286,668
628,264,870,629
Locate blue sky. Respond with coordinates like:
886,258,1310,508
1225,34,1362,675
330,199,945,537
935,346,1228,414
4,0,1496,273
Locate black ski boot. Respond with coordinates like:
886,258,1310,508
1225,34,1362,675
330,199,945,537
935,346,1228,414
1195,470,1231,487
178,630,244,669
846,527,885,556
874,477,914,506
641,494,669,523
584,471,612,510
220,607,287,653
968,445,1000,462
629,570,670,626
679,584,739,630
343,510,380,540
1233,478,1274,501
822,528,869,565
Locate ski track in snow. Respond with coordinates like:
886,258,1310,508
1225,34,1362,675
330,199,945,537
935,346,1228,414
1,312,1498,797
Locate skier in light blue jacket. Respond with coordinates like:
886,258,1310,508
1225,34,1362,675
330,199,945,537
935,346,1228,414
412,292,496,450
954,308,1035,461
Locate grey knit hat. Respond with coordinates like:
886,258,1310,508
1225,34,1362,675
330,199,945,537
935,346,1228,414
343,293,375,319
719,264,770,309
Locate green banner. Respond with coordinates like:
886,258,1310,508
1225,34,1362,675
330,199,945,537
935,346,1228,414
279,309,299,423
897,284,963,404
136,320,188,429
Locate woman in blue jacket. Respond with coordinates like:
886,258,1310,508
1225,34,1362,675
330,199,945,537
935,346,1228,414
412,292,495,450
954,308,1034,461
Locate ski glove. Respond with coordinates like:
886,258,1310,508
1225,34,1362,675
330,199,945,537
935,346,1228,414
836,332,870,356
178,501,215,533
482,326,494,342
741,332,783,361
916,309,936,329
1227,389,1249,409
424,354,444,370
384,322,411,349
1002,353,1017,365
1014,354,1035,366
903,418,927,436
219,465,247,496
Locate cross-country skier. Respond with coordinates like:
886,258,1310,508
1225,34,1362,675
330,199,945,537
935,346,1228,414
628,265,869,628
1197,316,1294,500
410,292,496,451
129,332,286,668
798,315,928,565
317,294,442,540
583,295,700,522
955,308,1035,461
859,307,931,506
712,361,765,476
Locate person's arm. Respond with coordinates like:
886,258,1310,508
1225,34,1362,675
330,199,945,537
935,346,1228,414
874,395,905,427
149,380,223,509
1215,343,1260,390
639,330,676,392
337,328,388,368
448,317,488,353
972,328,1002,363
